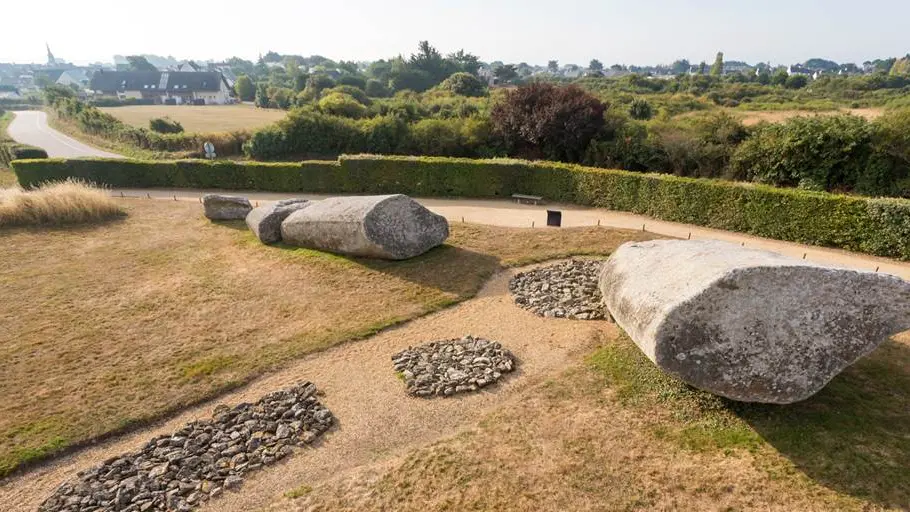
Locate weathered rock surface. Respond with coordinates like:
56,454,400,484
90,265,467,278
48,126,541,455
281,194,449,260
392,336,515,397
245,199,311,244
509,260,605,320
39,382,334,512
202,194,252,221
599,240,910,404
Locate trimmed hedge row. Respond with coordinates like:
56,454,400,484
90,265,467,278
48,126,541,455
12,154,910,260
1,143,48,167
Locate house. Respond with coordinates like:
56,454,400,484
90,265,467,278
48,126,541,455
56,69,90,88
89,70,234,104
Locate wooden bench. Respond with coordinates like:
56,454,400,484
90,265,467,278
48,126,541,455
512,193,544,205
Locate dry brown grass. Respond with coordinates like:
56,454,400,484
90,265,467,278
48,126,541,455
99,104,286,133
737,107,884,126
0,179,124,227
285,331,910,512
0,198,652,476
0,169,16,188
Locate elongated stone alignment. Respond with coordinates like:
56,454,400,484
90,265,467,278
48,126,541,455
281,194,449,260
202,194,252,221
39,382,334,512
600,240,910,404
245,199,311,244
509,260,605,320
392,336,516,397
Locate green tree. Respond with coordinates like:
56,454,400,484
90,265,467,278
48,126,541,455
494,64,519,84
671,59,691,74
698,61,707,74
771,69,789,86
589,59,604,72
889,56,910,76
126,56,157,72
440,72,486,97
254,83,269,108
757,70,771,85
548,60,559,73
785,74,809,89
710,52,724,76
234,75,255,101
447,50,481,75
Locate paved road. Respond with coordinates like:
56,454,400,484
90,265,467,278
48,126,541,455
115,188,910,280
6,111,122,158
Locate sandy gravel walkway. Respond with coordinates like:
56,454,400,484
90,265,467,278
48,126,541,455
0,265,612,511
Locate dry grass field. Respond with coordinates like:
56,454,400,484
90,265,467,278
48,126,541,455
0,199,653,476
282,331,910,511
0,180,123,227
736,107,884,126
99,104,286,133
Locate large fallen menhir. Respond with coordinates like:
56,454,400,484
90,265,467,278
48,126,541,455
281,194,449,260
599,240,910,404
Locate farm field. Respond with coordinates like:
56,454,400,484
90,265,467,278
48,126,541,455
734,107,884,126
0,198,653,477
98,104,286,133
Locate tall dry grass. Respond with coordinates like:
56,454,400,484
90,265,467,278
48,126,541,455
0,179,125,227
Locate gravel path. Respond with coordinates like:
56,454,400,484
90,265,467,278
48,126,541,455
0,264,614,512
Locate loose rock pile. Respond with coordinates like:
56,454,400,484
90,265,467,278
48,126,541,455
392,336,515,397
509,260,605,320
39,382,334,512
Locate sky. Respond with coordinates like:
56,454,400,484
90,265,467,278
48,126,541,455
1,0,908,66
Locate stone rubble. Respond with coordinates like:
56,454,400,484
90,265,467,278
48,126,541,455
39,382,334,512
509,260,605,320
392,336,516,397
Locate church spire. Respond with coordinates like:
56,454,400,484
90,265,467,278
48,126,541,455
46,43,57,66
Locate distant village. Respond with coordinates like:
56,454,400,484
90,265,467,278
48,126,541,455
0,44,897,106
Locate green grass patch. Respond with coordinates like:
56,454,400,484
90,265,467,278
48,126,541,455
179,355,240,381
285,484,313,499
589,335,910,507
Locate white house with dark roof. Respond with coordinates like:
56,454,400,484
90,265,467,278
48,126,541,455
89,70,233,104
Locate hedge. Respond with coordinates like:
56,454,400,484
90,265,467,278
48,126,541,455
12,154,910,260
1,143,48,167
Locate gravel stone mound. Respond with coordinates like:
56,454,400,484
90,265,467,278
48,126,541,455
392,336,515,397
39,382,334,512
509,260,605,320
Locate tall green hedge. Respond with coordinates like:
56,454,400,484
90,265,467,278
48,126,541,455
12,154,910,260
0,143,48,167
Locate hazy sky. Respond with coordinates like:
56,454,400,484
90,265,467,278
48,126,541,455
2,0,907,66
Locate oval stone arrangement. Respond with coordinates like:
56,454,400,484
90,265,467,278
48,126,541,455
509,259,605,320
39,382,334,512
392,336,516,397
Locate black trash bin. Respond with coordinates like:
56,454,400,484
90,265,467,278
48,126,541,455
546,210,562,227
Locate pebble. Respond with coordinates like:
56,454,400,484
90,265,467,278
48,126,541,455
391,336,516,398
39,382,334,512
509,260,605,320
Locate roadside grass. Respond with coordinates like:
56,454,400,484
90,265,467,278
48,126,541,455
0,179,124,227
99,104,286,134
46,113,163,159
0,199,653,477
0,112,16,186
286,331,910,511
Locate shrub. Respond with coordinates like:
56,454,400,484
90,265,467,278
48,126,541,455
629,98,654,120
318,92,368,119
785,75,809,89
234,75,255,101
731,114,873,191
0,143,48,167
326,85,371,105
336,75,367,90
0,178,124,227
491,82,606,161
439,72,486,97
365,79,391,98
244,108,363,159
148,117,184,134
14,155,910,260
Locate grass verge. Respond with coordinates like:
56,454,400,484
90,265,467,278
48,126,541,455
0,198,653,477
